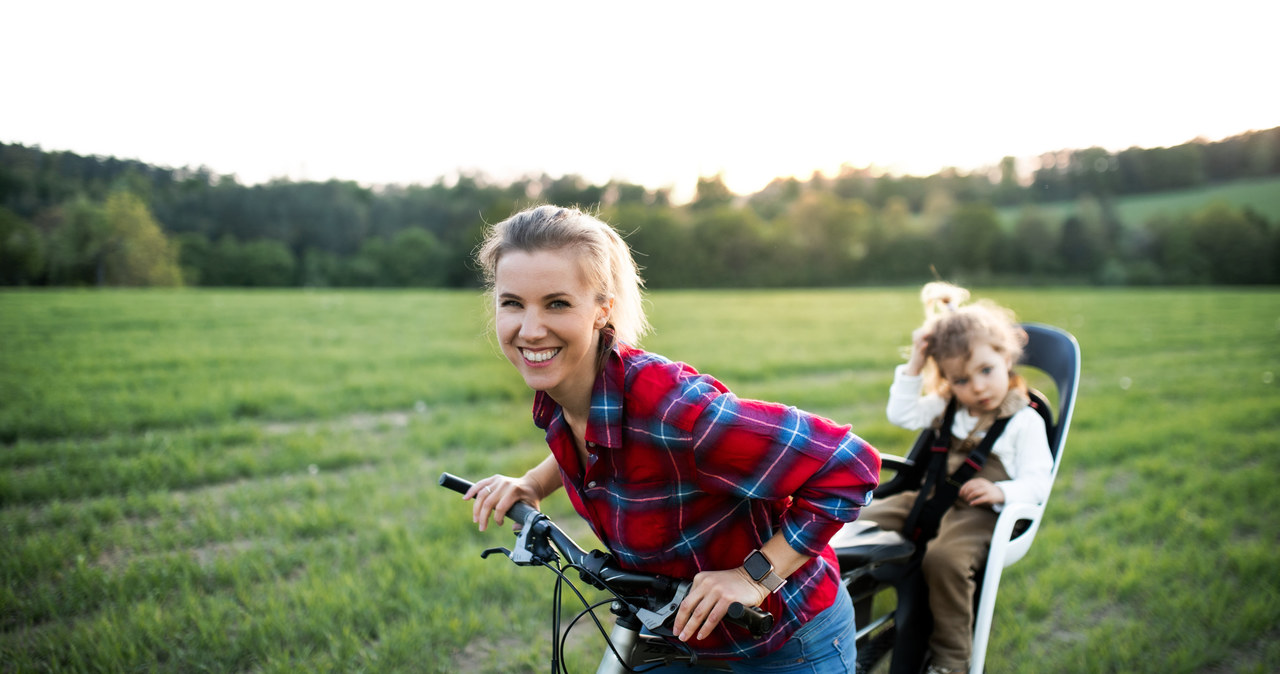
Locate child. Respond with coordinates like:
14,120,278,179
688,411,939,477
861,282,1053,674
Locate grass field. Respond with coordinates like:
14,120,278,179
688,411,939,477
2,287,1279,673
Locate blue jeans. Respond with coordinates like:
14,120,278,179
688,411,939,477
645,582,857,673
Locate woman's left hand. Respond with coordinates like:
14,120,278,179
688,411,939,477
673,567,769,642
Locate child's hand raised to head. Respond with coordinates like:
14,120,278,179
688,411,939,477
906,327,932,376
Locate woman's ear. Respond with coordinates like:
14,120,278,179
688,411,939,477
595,296,615,329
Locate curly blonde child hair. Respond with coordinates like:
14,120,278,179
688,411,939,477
918,282,1026,398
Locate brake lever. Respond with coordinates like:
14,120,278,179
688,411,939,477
634,580,774,639
635,580,691,636
483,508,556,566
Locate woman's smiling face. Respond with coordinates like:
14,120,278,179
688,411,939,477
494,248,609,404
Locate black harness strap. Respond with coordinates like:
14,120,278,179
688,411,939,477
901,398,958,546
902,398,1014,548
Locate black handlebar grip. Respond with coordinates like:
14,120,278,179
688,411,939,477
438,472,474,495
438,472,539,523
726,602,775,638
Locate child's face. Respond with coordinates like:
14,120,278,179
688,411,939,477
937,342,1014,416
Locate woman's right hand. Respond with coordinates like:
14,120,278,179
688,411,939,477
463,473,543,532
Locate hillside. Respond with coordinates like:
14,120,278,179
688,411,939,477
996,175,1280,230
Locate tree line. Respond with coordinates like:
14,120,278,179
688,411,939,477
2,126,1278,288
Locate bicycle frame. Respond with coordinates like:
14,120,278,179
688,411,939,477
438,472,772,674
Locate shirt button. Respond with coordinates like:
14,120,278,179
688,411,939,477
587,481,597,489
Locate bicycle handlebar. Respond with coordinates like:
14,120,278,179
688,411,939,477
438,471,541,524
438,471,775,639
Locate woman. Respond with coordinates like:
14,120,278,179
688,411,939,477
465,205,879,671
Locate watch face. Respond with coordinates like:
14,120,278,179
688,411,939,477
743,551,771,580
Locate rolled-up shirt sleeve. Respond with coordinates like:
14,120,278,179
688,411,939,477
690,391,881,557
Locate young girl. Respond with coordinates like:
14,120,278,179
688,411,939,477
462,205,880,672
861,282,1053,674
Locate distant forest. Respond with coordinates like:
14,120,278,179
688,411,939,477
2,126,1278,288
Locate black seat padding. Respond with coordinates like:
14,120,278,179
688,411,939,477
831,520,915,569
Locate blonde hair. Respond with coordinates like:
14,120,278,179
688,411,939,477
475,205,651,346
917,281,1025,396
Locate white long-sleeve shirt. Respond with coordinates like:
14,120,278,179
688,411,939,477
886,364,1054,507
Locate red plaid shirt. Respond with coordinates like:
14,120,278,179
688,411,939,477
532,341,880,658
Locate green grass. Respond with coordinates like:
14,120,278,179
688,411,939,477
0,290,524,442
2,288,1279,673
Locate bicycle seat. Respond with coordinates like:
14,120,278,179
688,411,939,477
829,520,915,570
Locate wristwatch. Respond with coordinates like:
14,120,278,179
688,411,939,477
742,550,786,593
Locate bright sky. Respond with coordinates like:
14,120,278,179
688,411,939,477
4,0,1277,203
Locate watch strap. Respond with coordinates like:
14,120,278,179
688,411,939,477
743,550,786,593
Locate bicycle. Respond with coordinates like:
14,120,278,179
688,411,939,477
439,472,775,673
